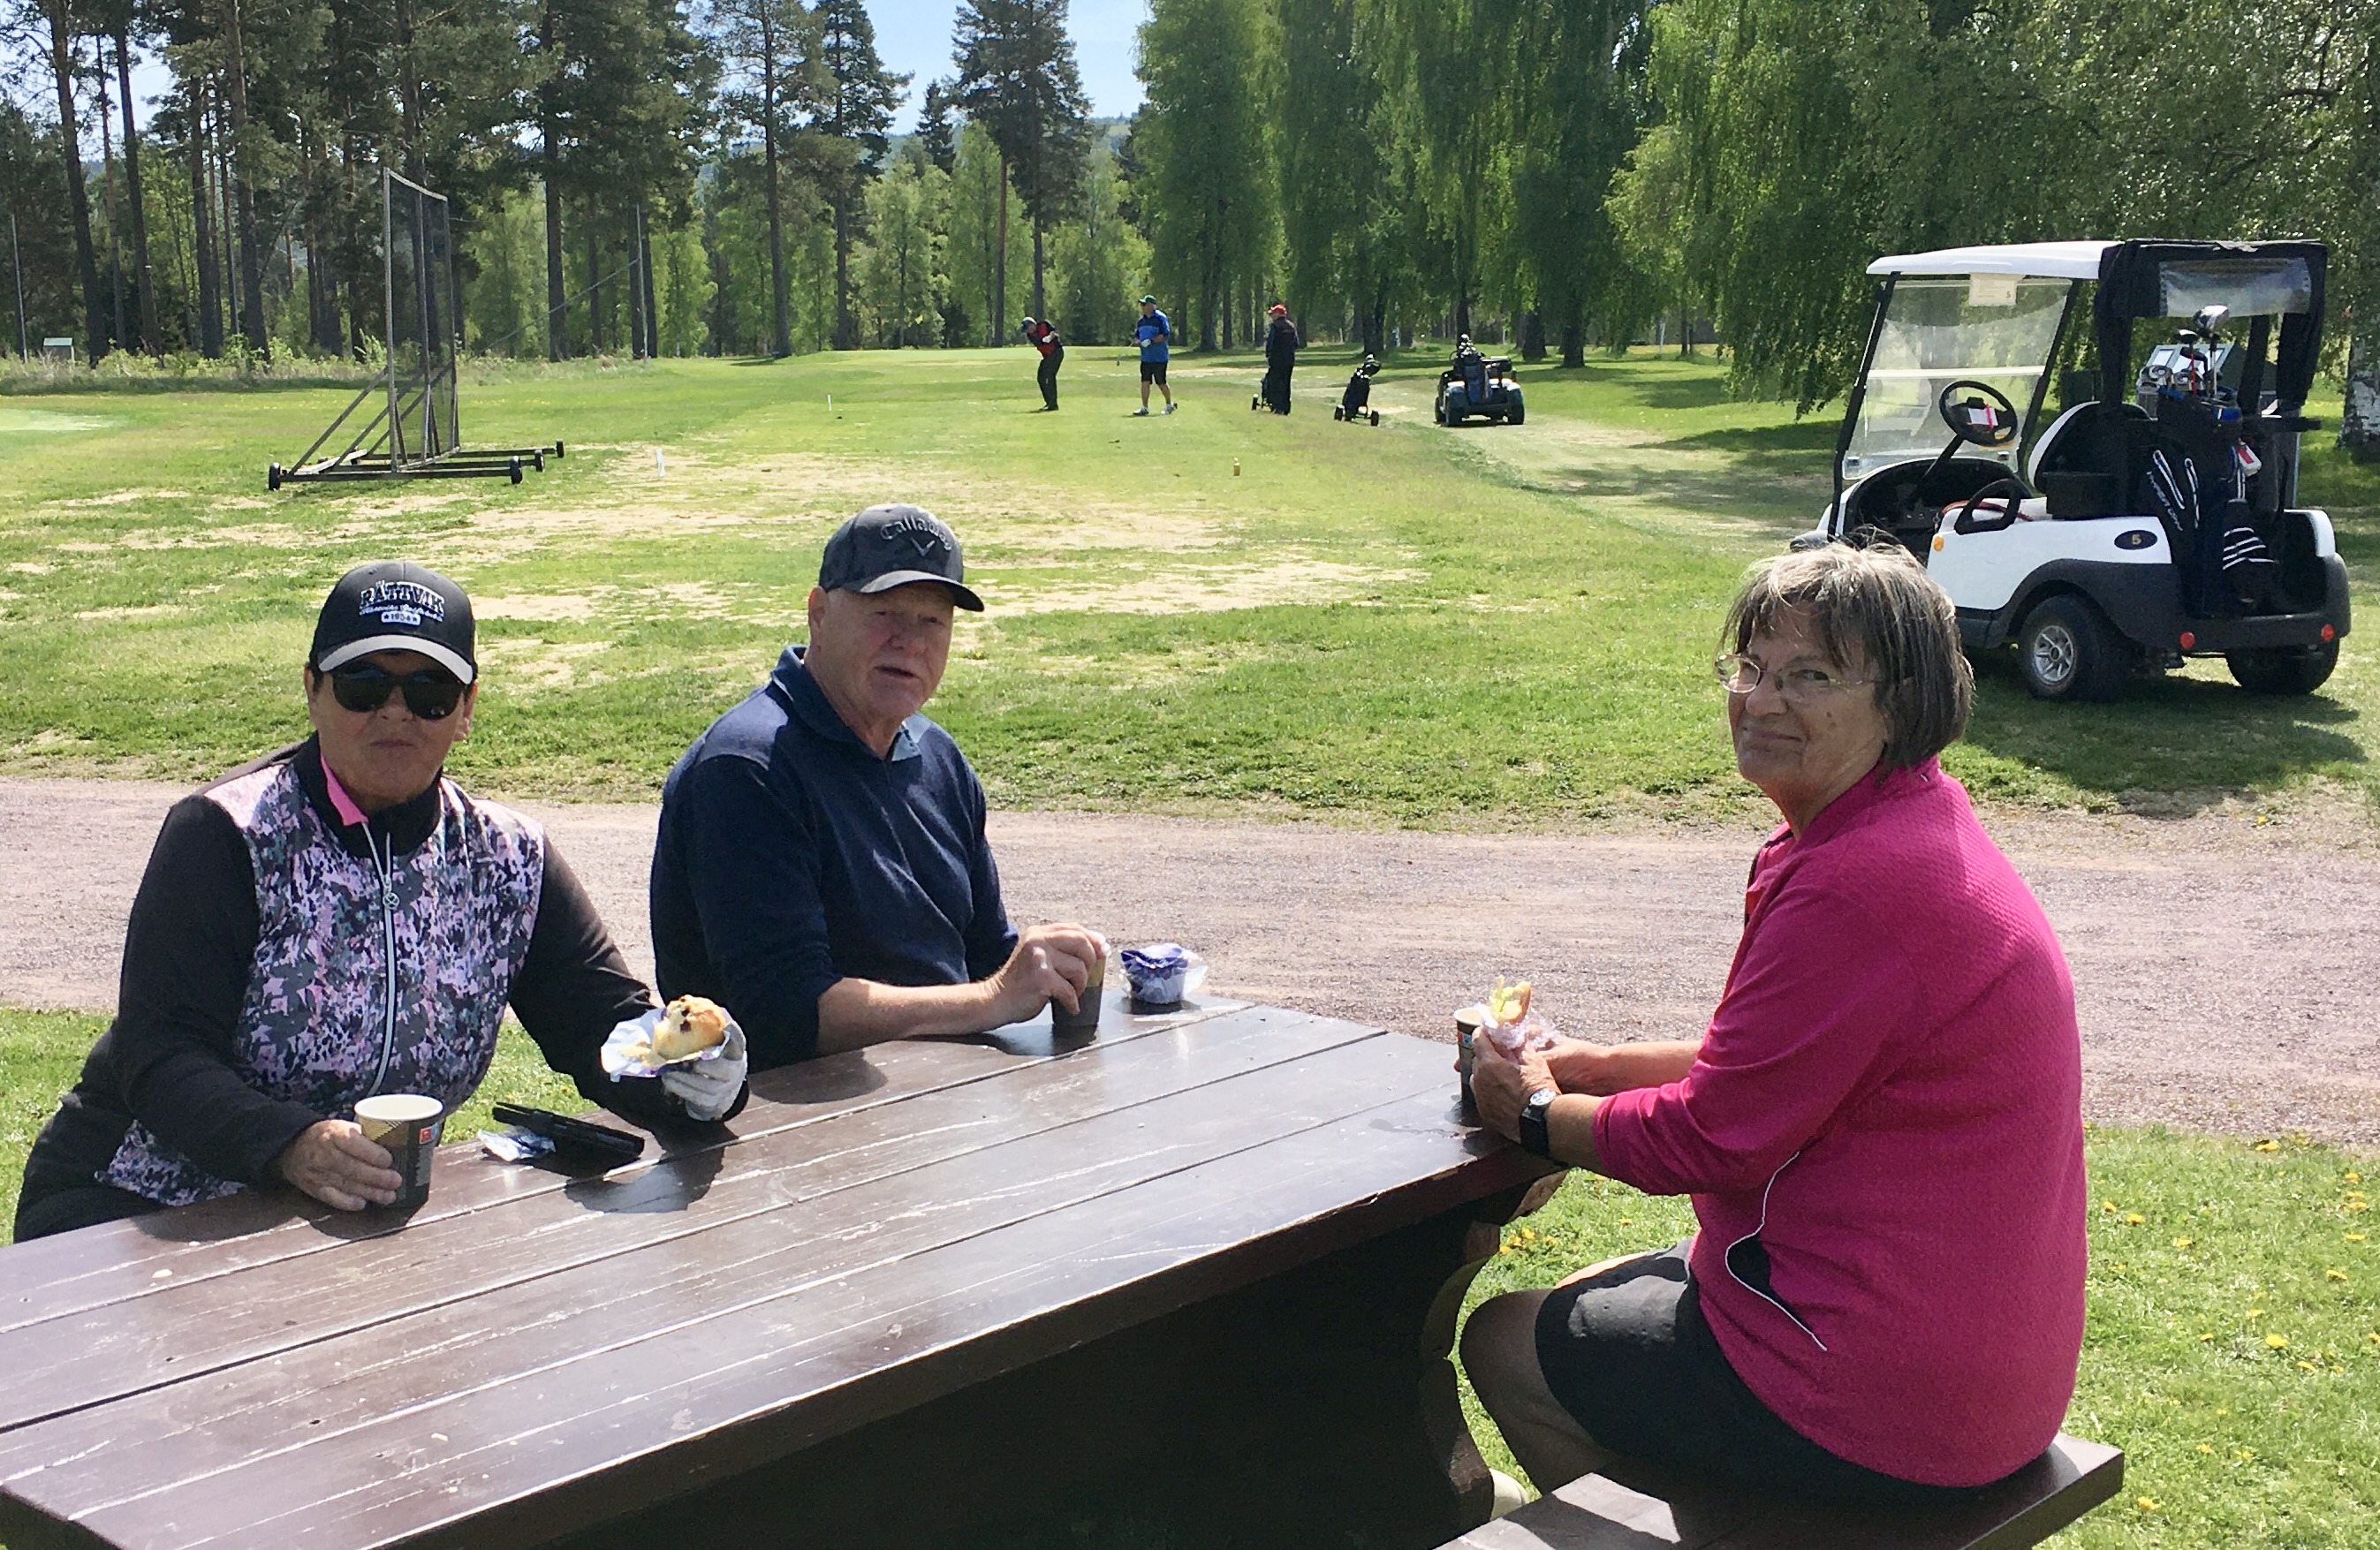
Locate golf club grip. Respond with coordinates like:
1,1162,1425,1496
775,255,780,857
490,1103,647,1163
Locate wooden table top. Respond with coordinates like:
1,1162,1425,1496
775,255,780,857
0,991,1546,1550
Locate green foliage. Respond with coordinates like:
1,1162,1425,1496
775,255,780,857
1136,0,1280,348
946,119,1035,345
859,156,950,345
1046,143,1148,344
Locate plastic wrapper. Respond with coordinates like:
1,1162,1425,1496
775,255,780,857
600,1004,742,1079
1478,975,1558,1061
479,1128,556,1163
1121,942,1207,1007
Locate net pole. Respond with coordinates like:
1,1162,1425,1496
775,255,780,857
383,170,399,473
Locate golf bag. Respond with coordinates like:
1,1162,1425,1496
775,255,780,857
1334,357,1383,425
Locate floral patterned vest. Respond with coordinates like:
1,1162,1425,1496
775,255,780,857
102,761,546,1206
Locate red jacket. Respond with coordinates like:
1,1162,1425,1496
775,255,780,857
1594,760,2087,1486
1026,321,1060,357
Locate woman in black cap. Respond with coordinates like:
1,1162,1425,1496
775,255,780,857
12,562,747,1241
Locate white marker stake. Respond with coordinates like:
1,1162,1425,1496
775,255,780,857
827,394,833,414
656,448,666,476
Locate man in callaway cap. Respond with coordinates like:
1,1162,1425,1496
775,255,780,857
13,562,747,1240
650,505,1105,1069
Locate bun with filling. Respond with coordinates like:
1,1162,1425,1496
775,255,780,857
650,995,730,1061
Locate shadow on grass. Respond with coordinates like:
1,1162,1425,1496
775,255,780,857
1659,420,1839,457
1962,650,2367,812
1515,457,1823,533
1,373,380,397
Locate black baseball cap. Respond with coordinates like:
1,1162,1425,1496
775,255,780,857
309,561,477,684
818,504,984,611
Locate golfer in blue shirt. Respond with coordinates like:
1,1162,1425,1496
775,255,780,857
1134,296,1177,416
649,505,1107,1069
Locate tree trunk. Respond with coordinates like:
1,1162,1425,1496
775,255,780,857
222,0,268,355
835,191,855,350
1559,320,1583,369
1030,222,1045,323
540,1,568,360
190,83,223,358
44,0,107,362
393,0,426,182
761,15,791,358
995,152,1008,345
586,215,603,352
113,33,160,357
2343,335,2380,455
1520,309,1545,363
640,212,658,357
98,64,129,356
215,109,239,343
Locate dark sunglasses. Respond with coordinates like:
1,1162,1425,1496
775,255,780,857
324,665,466,721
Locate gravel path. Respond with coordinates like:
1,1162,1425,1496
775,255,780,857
4,776,2375,1147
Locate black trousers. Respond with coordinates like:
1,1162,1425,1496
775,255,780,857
1037,346,1062,409
1262,362,1292,413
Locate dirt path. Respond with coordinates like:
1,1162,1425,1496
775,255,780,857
4,776,2375,1147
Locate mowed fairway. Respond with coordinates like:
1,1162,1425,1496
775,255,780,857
2,347,2375,823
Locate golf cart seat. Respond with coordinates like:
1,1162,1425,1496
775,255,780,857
2028,399,2151,519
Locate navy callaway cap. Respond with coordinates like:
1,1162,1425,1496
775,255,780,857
817,504,984,612
310,561,477,684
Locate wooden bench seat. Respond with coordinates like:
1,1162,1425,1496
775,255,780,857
1441,1434,2123,1550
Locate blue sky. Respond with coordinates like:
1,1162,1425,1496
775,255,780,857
121,0,1148,136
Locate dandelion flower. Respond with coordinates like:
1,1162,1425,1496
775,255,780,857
2347,1171,2363,1184
2126,1212,2146,1225
2173,1236,2194,1248
2136,1496,2160,1513
2367,1332,2379,1345
2237,1448,2256,1462
2196,1442,2214,1454
2255,1139,2281,1153
2350,1232,2369,1243
2328,1268,2348,1282
2266,1333,2289,1350
2199,1332,2216,1342
2296,1359,2317,1372
2244,1307,2265,1319
2103,1199,2119,1213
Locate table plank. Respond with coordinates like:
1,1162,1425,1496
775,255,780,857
0,990,1239,1335
63,1062,1524,1550
0,1001,1326,1436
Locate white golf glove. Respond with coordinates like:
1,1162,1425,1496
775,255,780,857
661,1017,748,1123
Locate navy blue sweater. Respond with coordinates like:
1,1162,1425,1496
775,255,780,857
650,647,1019,1068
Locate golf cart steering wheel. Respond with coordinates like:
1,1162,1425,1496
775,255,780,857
1937,380,2020,450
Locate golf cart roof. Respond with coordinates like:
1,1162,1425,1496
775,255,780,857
1867,242,2116,280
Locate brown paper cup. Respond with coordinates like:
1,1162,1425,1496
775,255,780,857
1050,956,1106,1035
354,1093,445,1210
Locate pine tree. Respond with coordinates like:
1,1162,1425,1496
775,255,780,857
951,0,1089,323
814,0,905,350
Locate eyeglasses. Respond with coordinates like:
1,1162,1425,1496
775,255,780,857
1713,654,1874,703
325,665,466,721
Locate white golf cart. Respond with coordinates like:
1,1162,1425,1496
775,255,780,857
1796,239,2350,700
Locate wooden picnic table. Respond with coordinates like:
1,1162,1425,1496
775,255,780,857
0,990,1559,1550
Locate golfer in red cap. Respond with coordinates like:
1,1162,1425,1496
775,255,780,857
1261,303,1300,415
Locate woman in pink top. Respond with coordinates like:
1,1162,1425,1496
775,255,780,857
1463,543,2087,1504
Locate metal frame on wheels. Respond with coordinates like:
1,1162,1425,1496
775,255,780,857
270,170,563,489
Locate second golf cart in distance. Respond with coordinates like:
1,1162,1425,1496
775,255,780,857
1796,238,2349,701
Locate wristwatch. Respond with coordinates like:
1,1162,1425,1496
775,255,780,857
1518,1087,1559,1159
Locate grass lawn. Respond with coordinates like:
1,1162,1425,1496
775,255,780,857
5,1003,2372,1548
2,348,2373,823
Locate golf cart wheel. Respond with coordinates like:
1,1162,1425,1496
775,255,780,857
1332,405,1345,420
1434,400,1447,426
1252,394,1262,412
2018,595,2128,703
1369,410,1381,427
2226,641,2338,695
1508,401,1524,426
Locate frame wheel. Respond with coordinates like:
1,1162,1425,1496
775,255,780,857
1332,405,1344,420
2226,640,2338,695
1369,411,1381,427
2018,595,2128,703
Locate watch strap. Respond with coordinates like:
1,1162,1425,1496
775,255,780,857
1518,1088,1558,1158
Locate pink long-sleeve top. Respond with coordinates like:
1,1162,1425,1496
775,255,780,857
1593,758,2087,1486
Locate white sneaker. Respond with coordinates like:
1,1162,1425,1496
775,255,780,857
1132,407,1151,416
1163,402,1178,414
1489,1471,1528,1518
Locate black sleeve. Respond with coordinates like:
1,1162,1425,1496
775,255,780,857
677,754,844,1068
960,767,1019,983
100,797,324,1186
512,841,747,1128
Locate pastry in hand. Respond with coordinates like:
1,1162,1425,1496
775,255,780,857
649,995,731,1062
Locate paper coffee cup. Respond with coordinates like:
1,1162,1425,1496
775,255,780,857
1051,955,1106,1034
354,1093,445,1210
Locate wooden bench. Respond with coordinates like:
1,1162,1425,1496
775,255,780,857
1440,1434,2123,1550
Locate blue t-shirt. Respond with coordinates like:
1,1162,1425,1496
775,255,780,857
650,646,1019,1069
1136,311,1171,363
